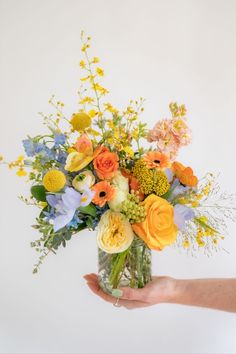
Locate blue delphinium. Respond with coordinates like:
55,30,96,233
56,150,67,165
54,132,66,147
23,138,55,160
23,139,45,157
67,212,84,228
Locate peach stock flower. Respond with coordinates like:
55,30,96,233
143,151,170,169
132,194,178,250
172,161,198,187
92,181,116,207
147,114,191,160
93,150,119,180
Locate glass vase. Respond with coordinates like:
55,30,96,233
98,235,152,294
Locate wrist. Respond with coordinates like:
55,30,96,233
166,278,186,304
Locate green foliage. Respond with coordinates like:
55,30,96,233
31,217,88,273
31,185,47,202
79,203,97,217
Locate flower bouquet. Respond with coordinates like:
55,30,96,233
1,32,235,295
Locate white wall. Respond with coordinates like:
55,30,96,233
0,0,236,353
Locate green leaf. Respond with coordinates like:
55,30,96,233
39,205,50,219
74,223,87,233
86,216,95,230
64,232,72,241
78,203,97,217
31,185,47,202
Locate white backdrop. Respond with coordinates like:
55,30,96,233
0,0,236,353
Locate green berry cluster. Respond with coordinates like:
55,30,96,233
121,191,146,224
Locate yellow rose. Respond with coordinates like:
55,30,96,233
132,194,177,250
97,210,134,254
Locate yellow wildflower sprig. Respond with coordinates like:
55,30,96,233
7,155,27,177
79,31,108,134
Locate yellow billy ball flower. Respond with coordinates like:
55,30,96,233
70,112,91,131
43,170,66,192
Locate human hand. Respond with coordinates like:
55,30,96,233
83,273,177,309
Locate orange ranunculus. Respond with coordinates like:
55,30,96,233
143,151,170,169
172,161,198,187
132,194,178,250
93,151,119,180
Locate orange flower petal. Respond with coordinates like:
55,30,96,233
92,181,116,207
144,151,170,169
172,161,198,187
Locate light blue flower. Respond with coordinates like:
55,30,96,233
46,187,83,232
67,212,83,228
62,187,82,210
169,179,190,199
164,168,174,183
23,139,45,157
54,133,66,147
23,138,56,161
56,150,67,164
174,204,195,230
53,209,76,232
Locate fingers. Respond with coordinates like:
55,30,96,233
83,273,98,282
83,274,149,309
119,286,149,302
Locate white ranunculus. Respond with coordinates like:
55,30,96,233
108,170,129,212
72,170,95,192
97,210,134,254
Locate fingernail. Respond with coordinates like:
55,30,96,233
112,289,123,298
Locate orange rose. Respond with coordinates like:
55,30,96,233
132,194,178,250
93,151,119,180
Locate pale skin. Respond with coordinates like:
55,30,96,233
84,274,236,312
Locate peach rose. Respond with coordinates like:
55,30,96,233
132,194,178,250
93,151,119,180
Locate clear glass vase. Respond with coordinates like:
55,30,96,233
98,235,152,294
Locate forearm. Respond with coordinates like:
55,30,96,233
169,278,236,313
